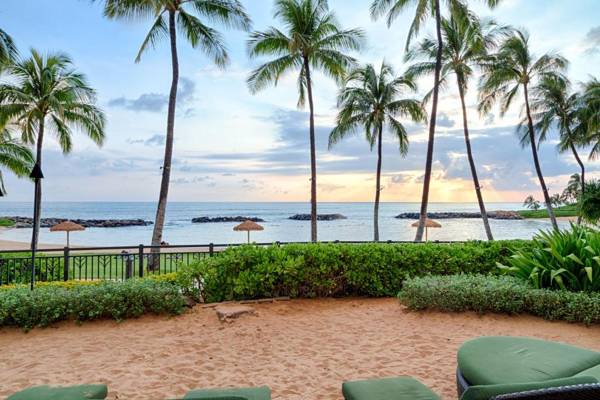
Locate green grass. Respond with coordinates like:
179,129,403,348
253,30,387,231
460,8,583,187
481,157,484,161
0,218,14,227
518,204,579,219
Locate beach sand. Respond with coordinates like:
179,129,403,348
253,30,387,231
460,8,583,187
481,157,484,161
0,298,599,400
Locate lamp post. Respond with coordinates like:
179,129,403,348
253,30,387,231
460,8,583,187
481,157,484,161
29,163,43,290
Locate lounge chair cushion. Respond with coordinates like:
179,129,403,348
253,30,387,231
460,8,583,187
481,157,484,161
342,376,441,400
460,376,598,400
576,364,600,381
183,386,271,400
458,336,600,386
7,384,108,400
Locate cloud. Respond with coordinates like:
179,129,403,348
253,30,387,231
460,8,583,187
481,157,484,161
318,183,345,192
437,112,456,128
172,175,215,187
108,77,195,112
584,26,600,55
127,134,165,147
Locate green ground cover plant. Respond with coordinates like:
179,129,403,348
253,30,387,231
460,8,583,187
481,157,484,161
399,274,600,325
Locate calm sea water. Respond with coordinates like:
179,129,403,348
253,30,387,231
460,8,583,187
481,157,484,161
0,202,569,246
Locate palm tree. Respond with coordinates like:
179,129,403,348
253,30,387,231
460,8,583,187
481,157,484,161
329,62,426,241
99,0,252,252
405,15,507,240
584,78,600,160
370,0,502,241
523,195,540,211
0,50,105,249
526,74,587,223
0,28,17,67
0,129,34,196
247,0,364,242
479,29,567,230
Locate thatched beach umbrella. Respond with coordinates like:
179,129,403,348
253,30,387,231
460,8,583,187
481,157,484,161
411,218,441,241
50,221,85,247
233,220,264,243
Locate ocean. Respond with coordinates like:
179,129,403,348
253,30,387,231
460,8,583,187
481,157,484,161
0,201,568,246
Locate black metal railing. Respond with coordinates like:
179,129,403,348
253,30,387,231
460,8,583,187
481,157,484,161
0,240,459,285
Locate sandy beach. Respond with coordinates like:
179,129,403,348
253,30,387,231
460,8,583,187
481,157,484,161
0,298,598,400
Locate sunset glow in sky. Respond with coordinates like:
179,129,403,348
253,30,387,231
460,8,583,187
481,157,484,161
2,0,600,202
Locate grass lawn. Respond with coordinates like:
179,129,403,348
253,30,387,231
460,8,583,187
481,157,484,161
0,218,15,227
518,204,579,219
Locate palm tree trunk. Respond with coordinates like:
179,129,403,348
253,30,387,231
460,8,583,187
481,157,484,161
523,83,558,230
457,81,493,240
303,56,317,242
569,141,585,224
374,126,383,242
30,117,45,252
414,0,442,242
150,9,178,267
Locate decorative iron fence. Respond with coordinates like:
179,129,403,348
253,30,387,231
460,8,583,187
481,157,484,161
0,240,458,286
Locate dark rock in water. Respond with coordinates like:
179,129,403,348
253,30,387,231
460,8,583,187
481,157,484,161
2,217,153,228
289,213,347,221
394,211,522,220
192,216,265,223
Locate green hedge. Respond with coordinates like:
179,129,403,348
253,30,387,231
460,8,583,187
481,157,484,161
0,279,186,330
178,241,530,303
399,275,600,325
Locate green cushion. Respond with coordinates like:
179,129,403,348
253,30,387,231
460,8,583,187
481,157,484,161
342,376,440,400
458,336,600,385
576,364,600,381
7,385,108,400
183,386,271,400
460,376,598,400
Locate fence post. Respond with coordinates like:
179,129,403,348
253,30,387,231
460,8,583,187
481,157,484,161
63,247,70,281
138,244,144,278
209,243,214,257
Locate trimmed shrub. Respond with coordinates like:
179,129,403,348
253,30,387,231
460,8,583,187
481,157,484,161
0,279,186,330
399,275,600,325
498,224,600,292
177,241,530,303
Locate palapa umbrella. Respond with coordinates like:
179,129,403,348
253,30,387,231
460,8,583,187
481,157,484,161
411,218,442,242
233,220,264,243
50,221,85,247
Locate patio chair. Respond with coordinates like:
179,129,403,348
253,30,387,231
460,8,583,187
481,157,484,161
7,384,108,400
182,386,271,400
457,336,600,400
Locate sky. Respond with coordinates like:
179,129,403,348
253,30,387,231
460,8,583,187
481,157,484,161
2,0,600,203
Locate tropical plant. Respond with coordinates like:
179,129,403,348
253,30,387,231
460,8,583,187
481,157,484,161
406,15,508,240
526,74,588,220
547,193,563,208
479,29,567,231
328,62,426,241
0,129,34,196
561,173,582,205
498,224,600,292
247,0,364,242
523,195,540,210
98,0,252,254
370,0,502,242
584,78,600,160
0,50,105,249
580,180,600,225
0,28,17,67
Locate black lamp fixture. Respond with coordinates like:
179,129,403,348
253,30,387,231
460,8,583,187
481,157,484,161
30,163,44,179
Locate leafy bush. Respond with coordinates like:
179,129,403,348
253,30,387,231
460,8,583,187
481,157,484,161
0,279,186,330
399,275,600,325
177,241,530,303
498,224,600,292
581,180,600,224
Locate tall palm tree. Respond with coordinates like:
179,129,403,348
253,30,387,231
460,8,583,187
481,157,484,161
0,50,105,249
99,0,252,252
526,74,587,223
0,28,17,67
329,62,426,241
0,129,34,197
584,78,600,160
479,29,567,231
247,0,364,242
370,0,502,242
405,15,507,240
